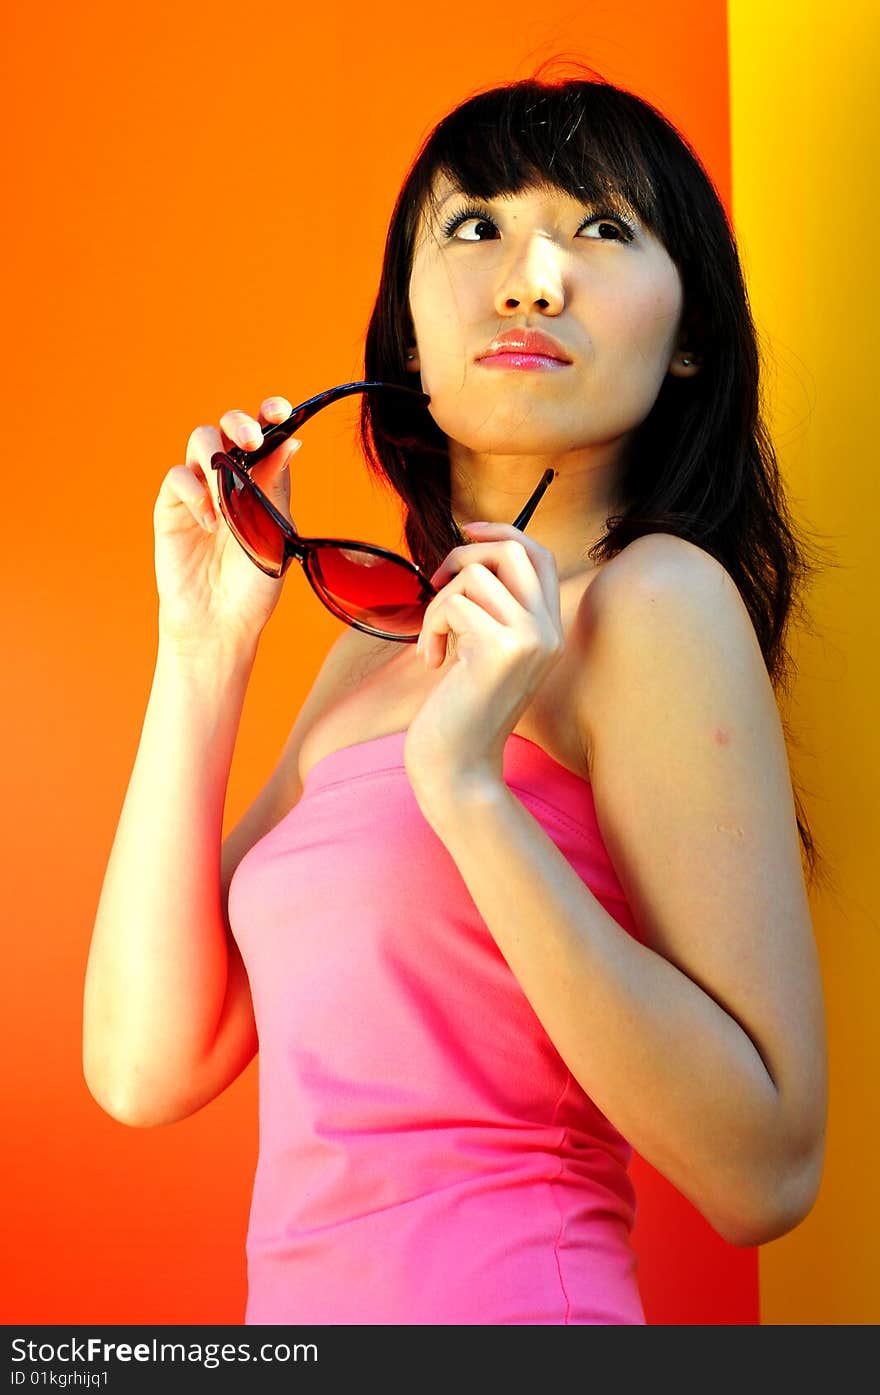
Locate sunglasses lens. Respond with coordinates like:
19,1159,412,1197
310,546,431,637
218,462,288,575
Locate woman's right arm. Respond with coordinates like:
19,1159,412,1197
83,394,315,1127
83,625,358,1129
83,636,258,1127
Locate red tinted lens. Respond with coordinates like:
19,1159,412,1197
219,463,287,574
310,546,430,636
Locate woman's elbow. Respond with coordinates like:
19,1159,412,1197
711,1141,826,1248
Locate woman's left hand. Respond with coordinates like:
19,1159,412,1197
404,521,565,817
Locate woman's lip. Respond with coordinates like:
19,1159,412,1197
478,328,573,360
477,352,572,370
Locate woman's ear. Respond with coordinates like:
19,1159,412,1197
405,344,421,374
668,348,701,378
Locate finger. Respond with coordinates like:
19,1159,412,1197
215,405,299,523
185,420,298,529
426,561,525,633
185,422,227,522
248,437,300,523
464,524,562,625
219,407,267,454
420,590,498,667
420,564,517,668
248,402,299,520
157,464,221,533
431,537,550,616
256,396,293,429
421,561,559,668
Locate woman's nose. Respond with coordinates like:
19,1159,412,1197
493,236,565,315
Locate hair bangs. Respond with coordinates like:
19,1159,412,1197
412,81,666,248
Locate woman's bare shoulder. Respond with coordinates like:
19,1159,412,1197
569,533,735,767
585,532,728,608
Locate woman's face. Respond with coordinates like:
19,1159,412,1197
407,175,687,459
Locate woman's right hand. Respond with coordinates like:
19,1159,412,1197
154,396,301,654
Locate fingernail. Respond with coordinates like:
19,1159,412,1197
463,521,488,530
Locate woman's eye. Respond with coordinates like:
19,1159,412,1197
578,216,634,242
441,210,499,241
440,206,636,243
458,218,498,241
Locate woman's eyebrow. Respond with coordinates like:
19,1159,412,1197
431,187,466,215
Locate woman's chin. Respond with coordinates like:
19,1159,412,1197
445,425,590,457
427,391,597,455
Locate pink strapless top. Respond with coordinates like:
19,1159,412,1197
228,729,647,1325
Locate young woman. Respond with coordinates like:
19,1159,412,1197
84,73,828,1326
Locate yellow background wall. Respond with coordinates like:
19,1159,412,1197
729,0,880,1324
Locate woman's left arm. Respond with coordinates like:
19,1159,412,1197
407,530,827,1248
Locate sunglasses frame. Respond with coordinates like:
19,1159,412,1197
210,380,556,643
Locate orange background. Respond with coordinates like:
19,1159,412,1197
3,0,865,1325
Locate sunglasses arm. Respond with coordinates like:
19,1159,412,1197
512,468,557,530
217,381,432,473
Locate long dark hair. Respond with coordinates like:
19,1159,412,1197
358,65,837,889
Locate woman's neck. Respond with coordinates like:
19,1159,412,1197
449,447,623,581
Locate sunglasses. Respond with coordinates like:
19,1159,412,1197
210,380,557,643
